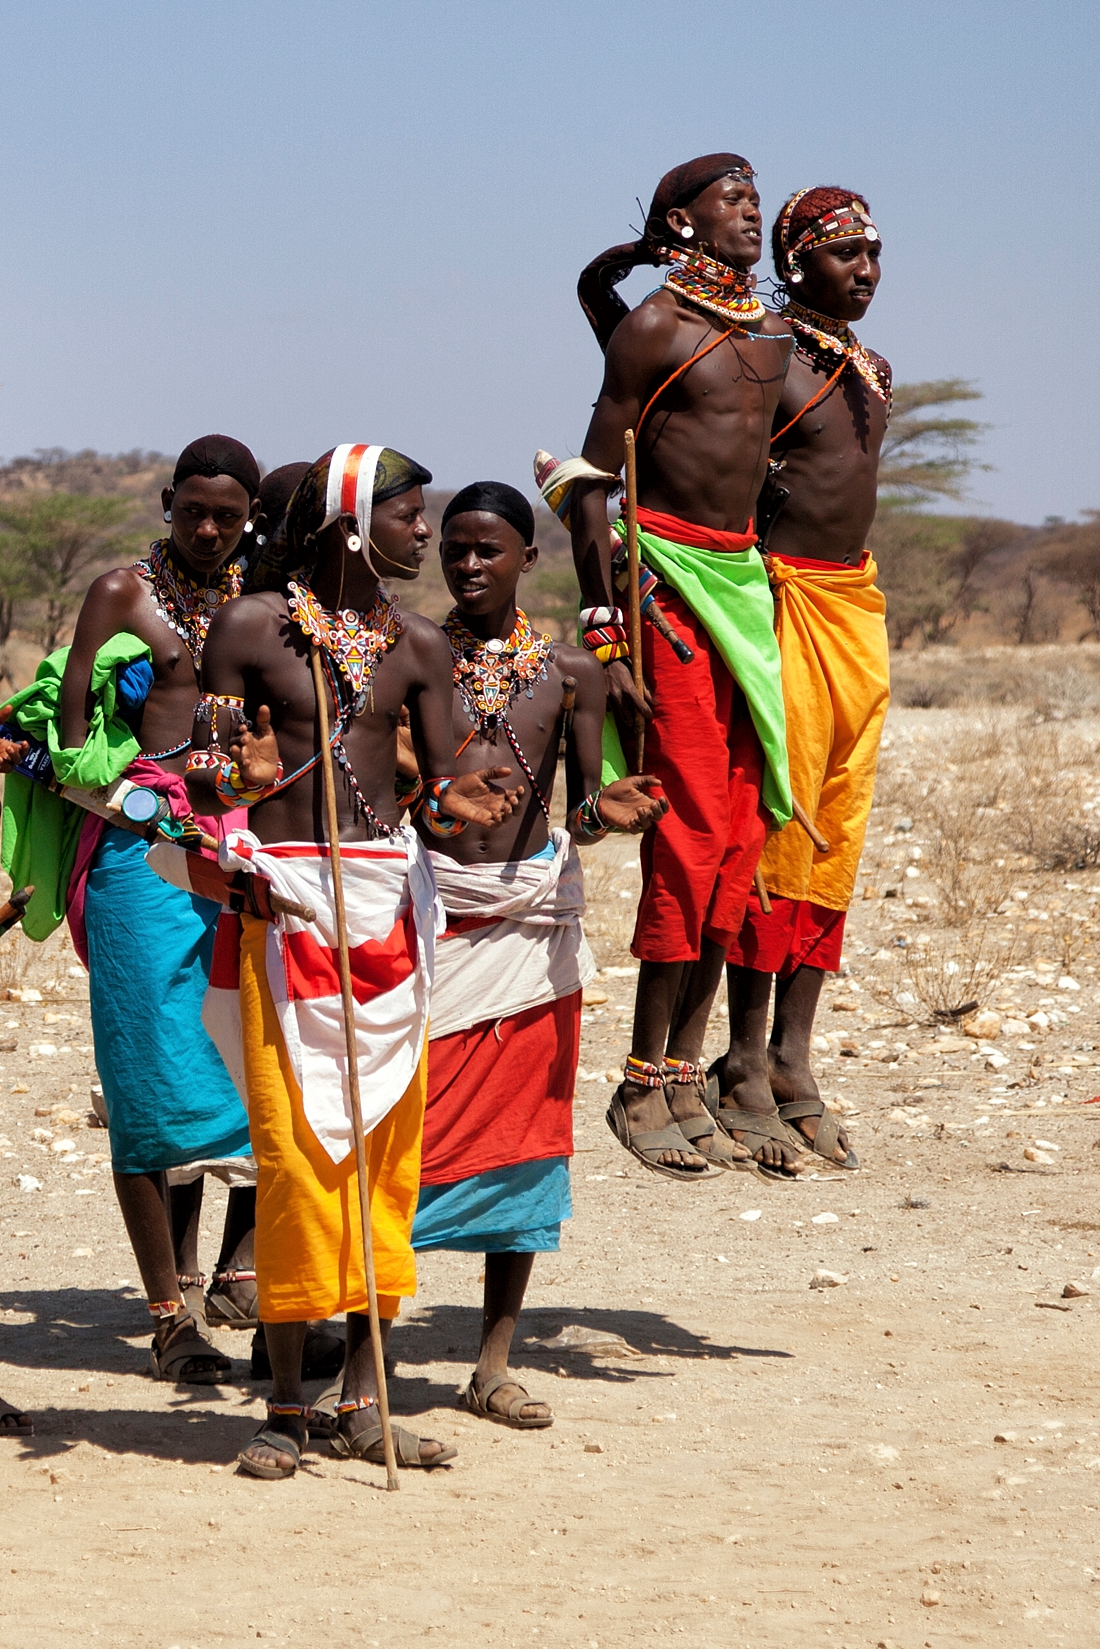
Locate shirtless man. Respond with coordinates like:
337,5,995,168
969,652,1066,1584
567,153,796,1179
53,436,262,1382
714,188,892,1171
409,482,665,1428
185,444,522,1478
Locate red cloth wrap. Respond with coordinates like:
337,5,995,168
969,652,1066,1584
767,549,869,573
631,586,767,961
421,991,580,1184
635,506,756,553
726,890,847,977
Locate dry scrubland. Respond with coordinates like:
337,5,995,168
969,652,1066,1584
4,648,1100,1647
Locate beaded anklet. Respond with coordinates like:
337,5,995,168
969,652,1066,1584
623,1055,667,1089
147,1299,187,1321
267,1402,311,1420
335,1394,378,1414
663,1058,704,1086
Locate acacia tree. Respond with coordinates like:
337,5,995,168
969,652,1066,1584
1041,513,1100,640
878,379,990,506
0,493,138,651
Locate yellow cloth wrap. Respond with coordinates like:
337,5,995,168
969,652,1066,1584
239,913,426,1323
758,555,890,911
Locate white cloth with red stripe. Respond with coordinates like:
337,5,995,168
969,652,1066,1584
427,828,597,1041
192,827,443,1166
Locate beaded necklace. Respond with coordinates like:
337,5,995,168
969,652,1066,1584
663,246,766,328
286,574,402,715
443,608,555,822
134,539,243,665
782,300,891,410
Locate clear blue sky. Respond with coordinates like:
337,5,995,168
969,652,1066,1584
0,0,1096,524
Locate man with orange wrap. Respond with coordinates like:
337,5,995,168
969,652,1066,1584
712,187,892,1171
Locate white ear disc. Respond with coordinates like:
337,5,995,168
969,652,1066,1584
346,534,362,553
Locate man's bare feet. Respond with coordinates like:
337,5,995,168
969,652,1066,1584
616,1079,707,1171
150,1312,232,1383
333,1405,455,1466
664,1067,752,1169
768,1046,854,1164
0,1398,34,1438
238,1409,307,1479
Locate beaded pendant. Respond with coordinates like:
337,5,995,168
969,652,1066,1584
287,576,402,713
443,609,554,729
783,300,891,409
663,247,766,327
134,539,243,662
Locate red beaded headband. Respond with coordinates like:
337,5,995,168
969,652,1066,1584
779,191,881,283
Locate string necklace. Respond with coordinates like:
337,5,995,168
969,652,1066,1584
443,607,555,821
286,573,402,716
663,246,766,328
286,573,402,839
134,538,243,665
782,299,891,409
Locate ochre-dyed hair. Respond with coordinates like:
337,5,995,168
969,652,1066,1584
772,186,871,277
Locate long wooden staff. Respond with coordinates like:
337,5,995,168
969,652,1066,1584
623,430,646,772
309,646,400,1492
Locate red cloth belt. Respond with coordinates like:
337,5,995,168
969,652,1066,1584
635,506,757,553
768,549,869,572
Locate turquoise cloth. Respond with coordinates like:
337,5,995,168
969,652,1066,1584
603,524,792,825
412,1157,571,1253
84,827,250,1174
1,632,152,940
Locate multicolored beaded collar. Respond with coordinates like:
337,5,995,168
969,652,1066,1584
663,246,766,328
134,539,243,665
443,607,554,821
286,575,402,715
782,300,891,409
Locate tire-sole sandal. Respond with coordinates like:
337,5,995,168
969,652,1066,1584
666,1071,753,1172
329,1413,456,1468
710,1105,806,1181
149,1313,232,1385
605,1086,713,1182
462,1371,553,1430
777,1098,860,1169
238,1412,307,1480
205,1269,259,1329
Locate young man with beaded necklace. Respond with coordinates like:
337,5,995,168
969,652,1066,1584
567,153,797,1181
405,481,666,1430
712,188,892,1173
187,445,525,1477
51,437,263,1384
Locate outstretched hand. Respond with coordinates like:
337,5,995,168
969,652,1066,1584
594,774,669,835
442,766,524,829
228,704,280,788
0,707,28,775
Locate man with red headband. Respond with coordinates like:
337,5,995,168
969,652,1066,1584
712,187,892,1171
560,153,796,1181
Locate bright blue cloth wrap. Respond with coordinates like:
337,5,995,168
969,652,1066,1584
84,827,251,1174
412,1157,571,1253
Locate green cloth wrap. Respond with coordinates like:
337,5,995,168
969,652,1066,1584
602,524,791,825
1,633,152,939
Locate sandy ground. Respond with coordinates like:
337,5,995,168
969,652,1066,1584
4,702,1100,1648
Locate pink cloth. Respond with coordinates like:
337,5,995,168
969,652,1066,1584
65,759,242,968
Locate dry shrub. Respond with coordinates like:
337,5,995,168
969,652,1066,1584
886,918,1032,1019
579,849,639,970
0,930,30,991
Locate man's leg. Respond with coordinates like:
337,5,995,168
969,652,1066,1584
769,964,852,1164
711,966,803,1173
336,1312,450,1462
168,1177,204,1316
470,1253,550,1423
619,961,706,1170
238,1322,308,1474
205,1188,258,1325
113,1170,229,1377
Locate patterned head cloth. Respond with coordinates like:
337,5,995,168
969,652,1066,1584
286,445,432,562
772,187,880,282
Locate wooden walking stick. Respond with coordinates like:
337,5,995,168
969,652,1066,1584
309,646,400,1491
623,430,646,773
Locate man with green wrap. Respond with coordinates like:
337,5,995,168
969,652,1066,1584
566,152,803,1180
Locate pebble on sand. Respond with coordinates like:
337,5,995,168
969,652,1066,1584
810,1269,848,1289
1063,1282,1089,1298
1024,1147,1054,1164
16,1175,41,1192
812,1211,839,1224
920,1588,941,1606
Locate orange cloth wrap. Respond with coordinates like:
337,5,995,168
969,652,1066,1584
239,912,426,1323
758,554,889,910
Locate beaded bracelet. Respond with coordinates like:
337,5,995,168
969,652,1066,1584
579,606,630,664
574,788,609,841
423,776,467,837
212,755,285,807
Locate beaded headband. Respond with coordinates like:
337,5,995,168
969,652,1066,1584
778,191,881,282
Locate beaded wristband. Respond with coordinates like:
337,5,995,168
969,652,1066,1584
423,776,467,837
575,788,608,841
624,1054,667,1089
